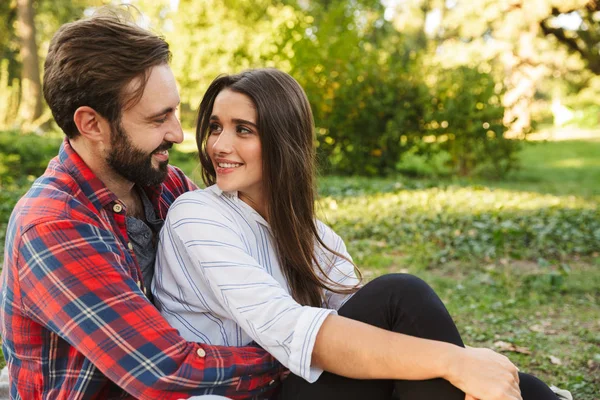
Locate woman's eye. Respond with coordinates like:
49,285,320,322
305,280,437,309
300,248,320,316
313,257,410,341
209,123,222,134
237,126,252,135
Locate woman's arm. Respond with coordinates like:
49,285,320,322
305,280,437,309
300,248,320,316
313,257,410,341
313,312,521,400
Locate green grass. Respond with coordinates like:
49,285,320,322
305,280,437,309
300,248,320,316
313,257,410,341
313,138,600,399
494,137,600,197
0,136,598,398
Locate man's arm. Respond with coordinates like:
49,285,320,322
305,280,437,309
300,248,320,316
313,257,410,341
17,219,281,400
313,315,522,400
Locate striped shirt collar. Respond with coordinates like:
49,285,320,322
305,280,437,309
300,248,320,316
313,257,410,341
208,184,270,228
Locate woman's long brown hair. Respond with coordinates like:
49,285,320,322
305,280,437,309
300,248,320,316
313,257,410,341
196,68,362,307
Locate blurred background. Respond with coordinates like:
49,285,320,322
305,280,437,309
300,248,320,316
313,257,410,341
2,0,600,176
0,0,599,398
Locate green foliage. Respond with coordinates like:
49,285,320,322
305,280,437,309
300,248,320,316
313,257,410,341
0,59,20,130
395,144,453,178
169,148,203,185
0,130,62,185
320,185,599,268
562,75,600,128
296,30,429,175
0,0,18,82
315,137,600,269
164,0,301,117
0,187,28,252
158,0,519,177
425,65,519,178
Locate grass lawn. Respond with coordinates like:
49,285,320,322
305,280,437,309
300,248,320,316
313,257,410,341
0,134,598,397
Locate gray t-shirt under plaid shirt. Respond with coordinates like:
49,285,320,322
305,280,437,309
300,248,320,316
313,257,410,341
126,187,164,303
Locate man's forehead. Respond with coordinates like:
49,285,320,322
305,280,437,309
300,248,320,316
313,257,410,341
124,64,180,116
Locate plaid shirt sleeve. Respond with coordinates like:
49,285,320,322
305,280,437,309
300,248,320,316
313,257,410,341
16,218,282,399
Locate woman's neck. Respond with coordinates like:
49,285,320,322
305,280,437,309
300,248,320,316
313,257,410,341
239,191,268,222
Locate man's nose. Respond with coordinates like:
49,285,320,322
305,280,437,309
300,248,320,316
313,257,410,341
166,114,184,144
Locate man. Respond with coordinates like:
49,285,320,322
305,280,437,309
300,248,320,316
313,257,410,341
0,11,281,399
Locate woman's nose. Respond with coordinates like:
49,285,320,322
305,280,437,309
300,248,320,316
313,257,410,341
211,131,234,154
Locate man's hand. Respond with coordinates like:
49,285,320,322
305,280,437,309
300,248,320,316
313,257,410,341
446,346,521,400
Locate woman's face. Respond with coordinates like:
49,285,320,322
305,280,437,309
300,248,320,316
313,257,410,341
207,89,263,206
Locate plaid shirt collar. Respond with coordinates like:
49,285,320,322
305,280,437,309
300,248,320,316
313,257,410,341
58,138,164,212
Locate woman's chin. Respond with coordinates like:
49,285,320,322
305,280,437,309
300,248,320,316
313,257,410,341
216,182,237,193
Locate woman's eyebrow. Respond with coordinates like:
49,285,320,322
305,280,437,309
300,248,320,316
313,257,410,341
232,118,257,128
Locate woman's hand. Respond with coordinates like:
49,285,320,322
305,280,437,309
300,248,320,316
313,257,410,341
445,346,521,400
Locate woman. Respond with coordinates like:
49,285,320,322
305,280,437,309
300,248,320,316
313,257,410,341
153,68,559,400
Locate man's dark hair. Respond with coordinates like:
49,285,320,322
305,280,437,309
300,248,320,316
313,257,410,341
43,10,171,138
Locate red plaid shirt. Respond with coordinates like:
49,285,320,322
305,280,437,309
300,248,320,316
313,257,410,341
0,139,282,399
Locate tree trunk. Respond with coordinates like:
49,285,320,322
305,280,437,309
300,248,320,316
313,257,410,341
16,0,43,123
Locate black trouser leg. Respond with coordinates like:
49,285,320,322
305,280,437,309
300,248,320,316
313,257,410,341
276,274,557,400
519,373,560,398
277,274,463,400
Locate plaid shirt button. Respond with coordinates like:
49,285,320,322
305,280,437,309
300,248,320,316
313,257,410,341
196,348,206,357
113,204,123,213
128,242,134,251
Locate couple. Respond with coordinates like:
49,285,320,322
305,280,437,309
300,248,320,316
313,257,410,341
0,11,561,400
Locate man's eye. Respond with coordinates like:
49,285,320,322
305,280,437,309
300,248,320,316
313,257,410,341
155,116,167,124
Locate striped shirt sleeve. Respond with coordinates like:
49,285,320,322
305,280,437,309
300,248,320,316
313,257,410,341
163,196,336,382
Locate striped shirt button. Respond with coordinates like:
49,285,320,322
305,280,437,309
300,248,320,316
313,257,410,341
269,379,276,385
196,348,206,357
113,204,123,213
127,242,133,251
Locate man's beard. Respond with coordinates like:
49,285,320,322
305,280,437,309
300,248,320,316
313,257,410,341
106,122,172,186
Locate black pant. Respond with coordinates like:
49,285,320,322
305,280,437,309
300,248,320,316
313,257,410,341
276,274,557,400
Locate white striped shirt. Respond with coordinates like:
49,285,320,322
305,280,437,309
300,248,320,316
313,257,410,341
152,185,359,382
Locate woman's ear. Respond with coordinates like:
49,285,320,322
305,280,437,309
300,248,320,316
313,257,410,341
73,106,111,143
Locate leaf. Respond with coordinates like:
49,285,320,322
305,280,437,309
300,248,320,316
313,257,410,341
549,355,562,365
493,340,532,355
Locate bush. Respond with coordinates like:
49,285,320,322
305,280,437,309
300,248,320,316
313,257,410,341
291,19,519,178
395,144,452,178
425,66,520,178
0,130,62,185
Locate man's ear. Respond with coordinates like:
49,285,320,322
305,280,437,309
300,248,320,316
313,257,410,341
73,106,111,143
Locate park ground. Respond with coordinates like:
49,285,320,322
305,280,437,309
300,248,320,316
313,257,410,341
0,131,598,398
312,133,600,399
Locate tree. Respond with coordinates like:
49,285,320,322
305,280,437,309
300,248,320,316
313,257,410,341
16,0,43,123
424,0,598,136
540,1,600,75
